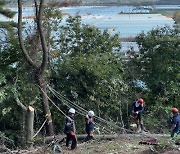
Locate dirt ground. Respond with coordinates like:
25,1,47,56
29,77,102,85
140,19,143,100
61,135,180,154
63,137,148,154
2,135,180,154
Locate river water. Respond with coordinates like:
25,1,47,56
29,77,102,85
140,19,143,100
1,5,176,38
0,5,178,51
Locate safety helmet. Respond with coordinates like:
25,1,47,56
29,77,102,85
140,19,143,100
138,98,144,104
69,108,75,114
88,110,94,117
171,108,179,113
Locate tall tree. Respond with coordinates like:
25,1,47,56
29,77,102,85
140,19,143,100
18,0,54,135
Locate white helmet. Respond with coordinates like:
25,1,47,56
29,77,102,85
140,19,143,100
88,110,94,117
69,108,75,114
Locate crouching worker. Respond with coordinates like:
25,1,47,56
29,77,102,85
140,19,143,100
170,108,180,139
132,98,145,133
83,110,95,142
64,108,77,150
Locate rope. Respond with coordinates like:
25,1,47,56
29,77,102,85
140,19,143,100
33,116,48,138
41,84,156,138
47,85,116,133
47,85,132,134
48,87,87,117
47,84,129,130
48,85,113,124
48,85,87,114
38,85,70,119
47,85,125,131
47,85,116,134
48,86,113,133
47,84,157,137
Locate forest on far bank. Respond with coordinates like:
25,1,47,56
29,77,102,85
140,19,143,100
0,0,180,150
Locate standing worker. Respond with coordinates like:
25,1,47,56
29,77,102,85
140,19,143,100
83,110,95,142
170,107,180,139
64,108,77,150
132,98,145,133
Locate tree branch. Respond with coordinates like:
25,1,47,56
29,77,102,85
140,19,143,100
36,0,48,76
18,0,37,68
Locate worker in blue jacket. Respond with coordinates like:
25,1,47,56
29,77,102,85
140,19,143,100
64,108,77,150
171,107,180,139
132,98,145,133
83,110,95,142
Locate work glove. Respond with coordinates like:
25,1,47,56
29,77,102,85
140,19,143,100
71,131,76,137
89,132,94,137
86,115,89,119
136,111,139,114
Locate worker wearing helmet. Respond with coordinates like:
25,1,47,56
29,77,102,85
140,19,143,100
132,98,145,133
83,110,95,142
64,108,77,149
170,107,180,139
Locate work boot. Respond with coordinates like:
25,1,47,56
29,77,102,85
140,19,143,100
140,124,144,133
136,125,141,133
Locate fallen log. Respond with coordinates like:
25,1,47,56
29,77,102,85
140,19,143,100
45,133,170,142
45,134,119,142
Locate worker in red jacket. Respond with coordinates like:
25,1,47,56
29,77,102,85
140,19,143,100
83,110,95,142
64,108,77,150
171,107,180,139
132,98,145,133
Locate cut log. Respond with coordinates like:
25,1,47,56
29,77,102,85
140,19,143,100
26,106,35,143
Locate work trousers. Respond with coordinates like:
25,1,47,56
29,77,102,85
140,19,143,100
83,135,94,142
66,133,77,149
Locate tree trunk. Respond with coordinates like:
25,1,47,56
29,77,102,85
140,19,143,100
18,0,54,136
26,106,35,143
37,76,54,136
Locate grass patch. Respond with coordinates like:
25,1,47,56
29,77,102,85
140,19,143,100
107,142,123,151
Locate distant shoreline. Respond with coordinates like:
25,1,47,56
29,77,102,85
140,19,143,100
6,1,180,8
6,3,180,9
